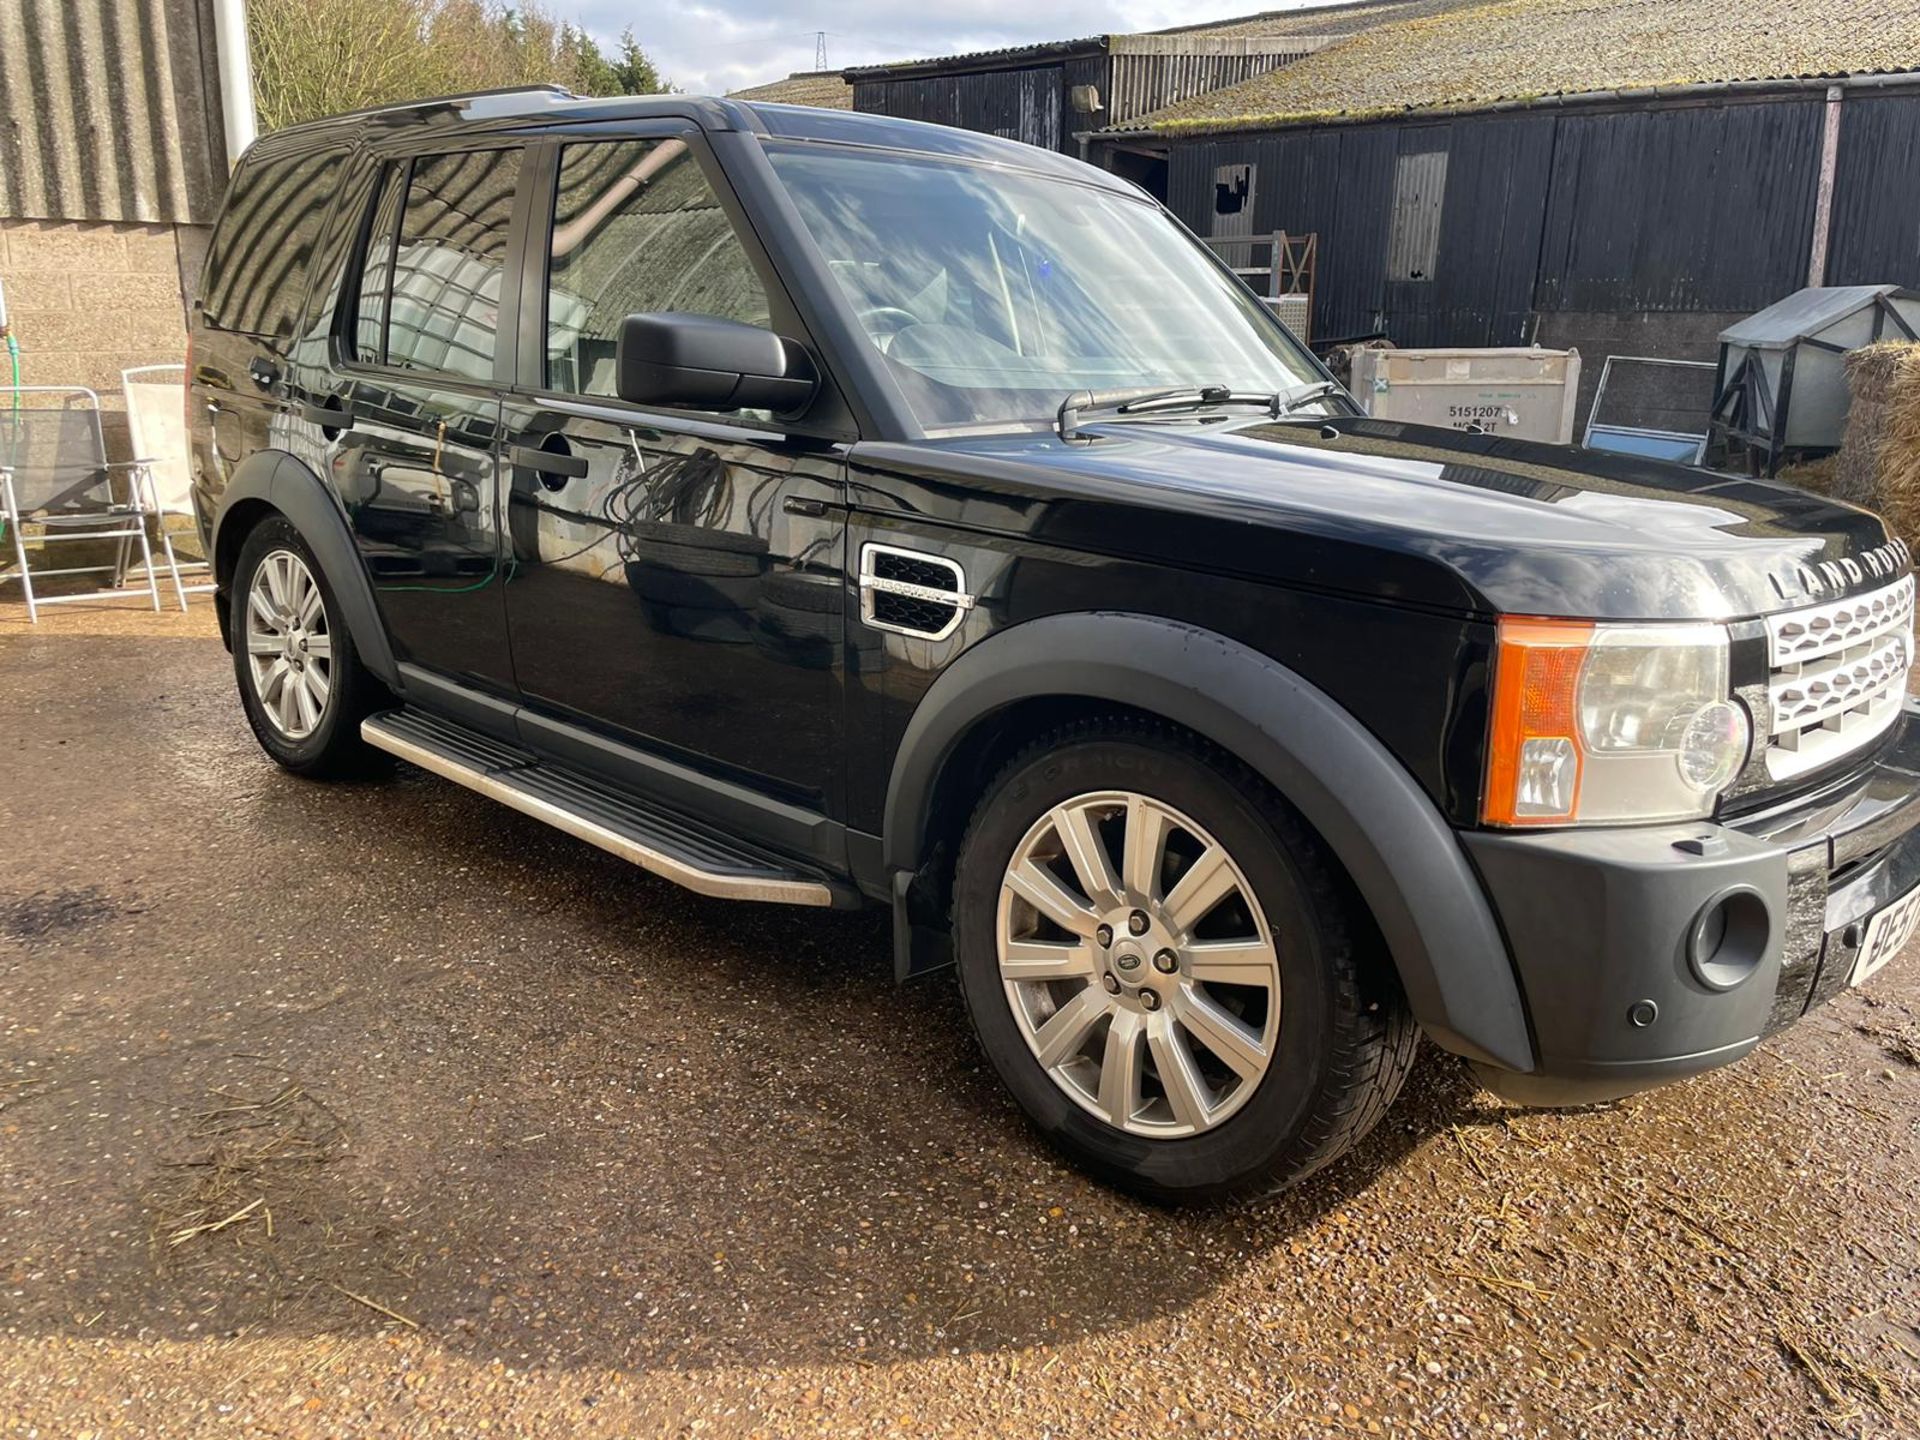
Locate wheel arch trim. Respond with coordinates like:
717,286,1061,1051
882,610,1535,1073
210,451,401,689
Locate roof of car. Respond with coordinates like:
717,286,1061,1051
245,86,1133,193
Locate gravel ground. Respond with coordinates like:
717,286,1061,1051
2,597,1919,1439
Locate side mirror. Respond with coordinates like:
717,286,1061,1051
615,312,817,415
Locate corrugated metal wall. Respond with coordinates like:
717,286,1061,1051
1826,93,1920,286
1534,99,1824,312
1163,91,1920,349
1168,112,1554,346
1107,48,1319,127
855,67,1069,152
0,0,229,225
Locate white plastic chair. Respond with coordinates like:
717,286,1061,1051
121,364,209,609
0,386,161,621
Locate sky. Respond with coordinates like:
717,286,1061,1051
570,1,1317,97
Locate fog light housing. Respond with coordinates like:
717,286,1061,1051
1687,885,1771,991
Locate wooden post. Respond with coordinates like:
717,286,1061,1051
1808,85,1844,288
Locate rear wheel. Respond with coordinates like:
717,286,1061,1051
953,719,1417,1203
232,517,388,777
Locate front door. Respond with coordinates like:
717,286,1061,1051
333,146,523,693
501,129,847,812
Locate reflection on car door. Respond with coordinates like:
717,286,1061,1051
501,131,846,811
333,148,519,692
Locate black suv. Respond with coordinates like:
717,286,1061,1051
188,87,1920,1202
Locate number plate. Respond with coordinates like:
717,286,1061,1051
1852,882,1920,986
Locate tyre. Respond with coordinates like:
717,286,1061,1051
952,718,1417,1203
622,561,762,609
627,519,770,558
231,517,390,778
637,600,758,644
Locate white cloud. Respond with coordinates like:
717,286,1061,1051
568,0,1326,96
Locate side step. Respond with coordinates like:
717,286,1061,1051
361,709,836,907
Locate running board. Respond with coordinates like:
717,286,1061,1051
361,709,836,907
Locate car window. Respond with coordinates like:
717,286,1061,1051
368,148,522,381
544,138,771,397
767,143,1319,429
353,164,406,365
201,147,348,337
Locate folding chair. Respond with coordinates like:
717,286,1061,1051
0,386,161,621
121,364,210,609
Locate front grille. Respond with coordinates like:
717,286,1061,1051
1764,574,1914,781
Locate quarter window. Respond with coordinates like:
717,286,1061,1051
544,138,770,397
357,148,522,379
353,165,406,365
202,147,348,337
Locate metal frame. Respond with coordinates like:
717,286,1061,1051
1582,355,1715,465
0,385,161,622
120,363,210,609
1200,231,1316,309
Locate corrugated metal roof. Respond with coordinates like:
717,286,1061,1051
843,9,1364,82
1119,0,1920,135
0,0,231,225
844,37,1107,82
728,72,854,110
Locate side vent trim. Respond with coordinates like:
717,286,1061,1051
859,542,975,641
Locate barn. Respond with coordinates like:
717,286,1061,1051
1083,0,1920,424
838,7,1408,156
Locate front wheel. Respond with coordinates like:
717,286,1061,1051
952,720,1417,1204
231,517,388,777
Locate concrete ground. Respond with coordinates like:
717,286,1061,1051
2,597,1919,1439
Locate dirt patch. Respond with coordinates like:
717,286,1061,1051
0,884,121,940
141,1061,425,1335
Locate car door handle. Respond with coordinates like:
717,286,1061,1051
782,495,828,518
510,443,590,480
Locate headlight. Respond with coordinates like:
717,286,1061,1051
1483,618,1751,826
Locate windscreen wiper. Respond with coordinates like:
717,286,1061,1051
1056,381,1347,439
1272,379,1345,416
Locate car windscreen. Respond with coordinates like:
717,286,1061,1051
765,142,1320,430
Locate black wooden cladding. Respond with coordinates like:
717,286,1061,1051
1827,94,1920,287
1163,89,1920,349
1535,100,1824,313
855,66,1073,152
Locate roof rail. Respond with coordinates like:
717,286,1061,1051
260,83,579,138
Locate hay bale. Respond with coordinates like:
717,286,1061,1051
1831,342,1920,550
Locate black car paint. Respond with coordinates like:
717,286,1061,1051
189,92,1917,1098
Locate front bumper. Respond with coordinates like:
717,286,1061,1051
1462,703,1920,1105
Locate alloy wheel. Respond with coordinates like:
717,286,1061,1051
244,549,333,741
996,790,1282,1138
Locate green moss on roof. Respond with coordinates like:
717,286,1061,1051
1153,0,1484,41
1129,0,1920,134
729,71,853,109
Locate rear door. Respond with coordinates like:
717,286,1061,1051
499,125,849,813
330,144,527,695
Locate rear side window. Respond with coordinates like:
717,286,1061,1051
354,166,407,364
201,147,348,337
544,138,770,397
354,148,521,381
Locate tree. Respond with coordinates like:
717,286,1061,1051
610,28,668,95
248,0,671,131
